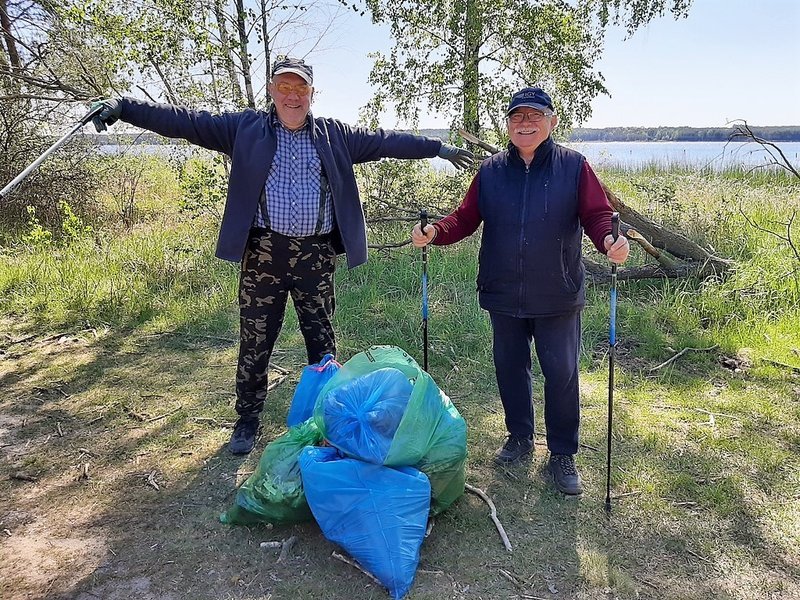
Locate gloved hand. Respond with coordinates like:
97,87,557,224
438,144,474,170
90,99,122,132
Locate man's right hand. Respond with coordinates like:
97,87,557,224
91,99,122,132
411,222,436,248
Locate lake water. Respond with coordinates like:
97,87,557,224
566,140,800,171
101,140,800,172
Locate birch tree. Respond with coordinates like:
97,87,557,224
350,0,694,137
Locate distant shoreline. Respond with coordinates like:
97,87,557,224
91,125,800,145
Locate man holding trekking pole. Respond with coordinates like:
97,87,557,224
411,86,629,495
91,56,473,455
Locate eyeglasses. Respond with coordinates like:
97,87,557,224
507,111,553,123
274,82,311,96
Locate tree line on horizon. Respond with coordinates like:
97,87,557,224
90,125,800,147
566,125,800,142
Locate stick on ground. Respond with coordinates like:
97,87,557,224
465,483,512,552
331,551,381,585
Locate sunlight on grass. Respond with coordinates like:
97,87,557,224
1,157,798,599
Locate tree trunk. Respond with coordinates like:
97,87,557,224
260,0,271,86
600,182,732,272
213,0,244,106
0,0,21,76
462,0,481,137
234,0,255,108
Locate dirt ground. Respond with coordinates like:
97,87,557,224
2,325,798,600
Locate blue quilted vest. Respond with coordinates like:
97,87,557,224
477,138,586,317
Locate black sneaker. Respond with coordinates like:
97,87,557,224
548,454,583,495
493,434,534,465
228,417,259,455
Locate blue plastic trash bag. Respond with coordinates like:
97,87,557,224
219,419,322,525
313,345,467,514
320,367,412,464
287,353,341,427
299,446,430,600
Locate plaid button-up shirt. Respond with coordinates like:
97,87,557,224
253,115,334,236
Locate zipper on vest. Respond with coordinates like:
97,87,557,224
518,166,531,312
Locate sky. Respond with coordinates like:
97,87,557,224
308,0,800,129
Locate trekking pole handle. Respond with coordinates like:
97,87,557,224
611,212,619,241
420,210,428,238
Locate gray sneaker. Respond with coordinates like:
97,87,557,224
548,454,583,495
228,417,259,455
493,434,534,465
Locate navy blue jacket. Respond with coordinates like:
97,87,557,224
119,98,443,267
477,138,586,317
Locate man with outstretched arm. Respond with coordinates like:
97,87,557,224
92,56,474,455
411,86,629,495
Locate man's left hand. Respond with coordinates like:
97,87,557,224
604,234,630,265
438,144,474,170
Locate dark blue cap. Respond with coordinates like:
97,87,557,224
271,57,313,85
506,87,553,115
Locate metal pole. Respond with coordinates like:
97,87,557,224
605,212,620,513
420,210,429,372
0,106,104,201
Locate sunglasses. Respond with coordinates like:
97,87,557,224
507,111,553,123
274,82,312,96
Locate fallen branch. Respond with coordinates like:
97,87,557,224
612,490,641,500
761,358,800,373
498,568,525,587
626,228,679,269
145,406,183,423
331,551,381,585
11,472,38,482
267,374,288,392
465,483,512,552
2,334,36,348
145,471,160,491
649,345,718,372
277,535,297,563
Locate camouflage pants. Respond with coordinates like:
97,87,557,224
235,228,336,418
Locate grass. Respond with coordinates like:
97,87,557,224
0,161,798,599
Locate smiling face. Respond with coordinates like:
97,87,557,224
506,108,558,161
268,72,313,130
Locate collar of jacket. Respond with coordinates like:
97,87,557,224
507,136,555,168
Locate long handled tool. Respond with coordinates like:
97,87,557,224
605,212,620,513
420,210,429,372
0,105,104,201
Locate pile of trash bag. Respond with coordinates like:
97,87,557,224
221,345,468,599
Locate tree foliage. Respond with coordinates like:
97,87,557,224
347,0,693,138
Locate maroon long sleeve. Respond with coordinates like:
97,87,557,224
433,159,612,253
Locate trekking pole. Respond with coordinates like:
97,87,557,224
420,210,429,372
605,212,620,513
0,105,104,201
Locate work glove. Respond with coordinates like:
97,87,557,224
438,144,474,170
90,98,122,132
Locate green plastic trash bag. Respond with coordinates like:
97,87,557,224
313,345,467,514
220,419,323,525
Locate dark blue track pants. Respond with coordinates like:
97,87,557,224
489,311,581,455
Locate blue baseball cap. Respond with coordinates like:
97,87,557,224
506,87,553,115
271,57,313,85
